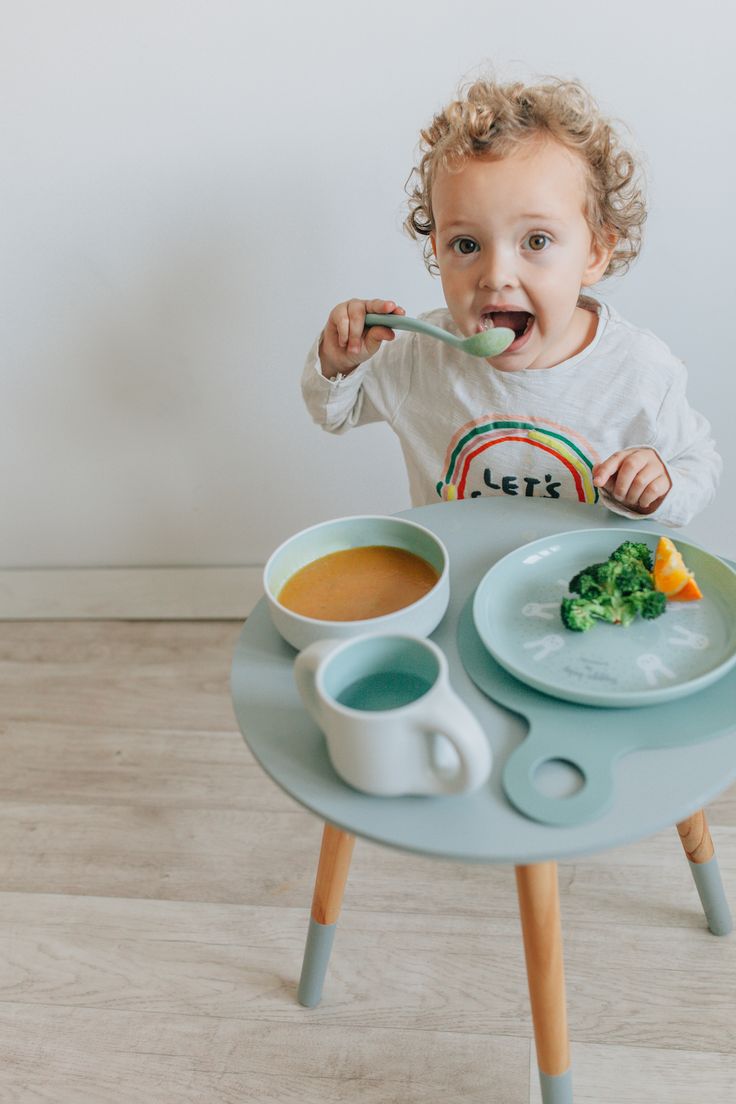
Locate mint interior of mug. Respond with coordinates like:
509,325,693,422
322,636,440,713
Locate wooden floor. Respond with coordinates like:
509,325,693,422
2,621,735,1103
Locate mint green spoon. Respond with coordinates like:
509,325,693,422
365,312,515,357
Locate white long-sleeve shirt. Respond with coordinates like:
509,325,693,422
302,298,721,527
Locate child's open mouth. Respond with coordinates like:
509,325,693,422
480,310,534,351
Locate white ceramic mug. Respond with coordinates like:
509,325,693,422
293,633,492,796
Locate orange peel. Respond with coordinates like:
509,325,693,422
653,536,702,601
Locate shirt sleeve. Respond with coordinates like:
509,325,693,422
301,330,414,434
600,359,721,528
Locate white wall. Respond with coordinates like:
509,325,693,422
2,0,734,571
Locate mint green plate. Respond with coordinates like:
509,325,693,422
472,527,736,708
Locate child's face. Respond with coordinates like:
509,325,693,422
430,137,613,371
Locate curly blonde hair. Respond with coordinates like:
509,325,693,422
405,77,646,278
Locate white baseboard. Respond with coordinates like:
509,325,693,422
0,566,264,620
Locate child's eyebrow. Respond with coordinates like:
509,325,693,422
517,212,566,223
438,220,475,231
437,212,570,231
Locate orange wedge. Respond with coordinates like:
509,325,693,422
653,536,702,601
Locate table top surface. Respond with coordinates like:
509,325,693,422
230,497,736,864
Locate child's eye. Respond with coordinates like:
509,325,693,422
451,237,479,256
525,233,551,252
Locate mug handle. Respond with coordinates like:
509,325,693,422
415,695,492,795
293,638,343,722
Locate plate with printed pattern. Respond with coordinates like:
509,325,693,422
472,528,736,707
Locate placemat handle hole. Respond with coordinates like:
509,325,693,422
532,757,586,799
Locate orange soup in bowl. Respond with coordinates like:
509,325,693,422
278,545,439,621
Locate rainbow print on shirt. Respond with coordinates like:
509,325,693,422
436,415,600,504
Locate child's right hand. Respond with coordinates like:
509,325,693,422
318,299,405,379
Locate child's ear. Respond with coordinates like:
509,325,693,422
582,229,617,286
430,233,437,258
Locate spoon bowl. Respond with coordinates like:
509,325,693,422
365,313,515,358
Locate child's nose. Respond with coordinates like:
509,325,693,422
478,246,519,291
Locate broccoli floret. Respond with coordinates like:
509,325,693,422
586,557,651,597
634,589,667,620
610,540,653,571
560,541,665,632
571,558,635,596
615,597,639,627
568,565,605,598
615,562,654,596
561,597,606,631
561,598,595,632
590,559,621,595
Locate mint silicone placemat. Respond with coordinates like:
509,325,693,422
458,596,736,827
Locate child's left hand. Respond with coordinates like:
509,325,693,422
592,448,672,514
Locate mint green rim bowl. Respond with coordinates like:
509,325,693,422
263,515,450,652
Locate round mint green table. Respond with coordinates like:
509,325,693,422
230,497,736,1104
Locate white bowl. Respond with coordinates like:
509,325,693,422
263,515,450,651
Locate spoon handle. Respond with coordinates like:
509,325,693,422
364,313,459,346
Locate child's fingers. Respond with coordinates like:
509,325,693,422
329,303,352,350
637,474,671,510
363,301,405,351
336,316,350,350
364,299,405,316
594,449,650,497
351,300,404,354
345,299,368,355
364,327,397,347
614,454,671,506
611,456,650,503
592,451,626,488
594,449,671,510
362,301,404,346
327,298,405,358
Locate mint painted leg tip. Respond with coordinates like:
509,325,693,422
539,1068,573,1104
706,908,734,938
689,857,733,937
297,918,337,1008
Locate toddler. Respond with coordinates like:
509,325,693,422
302,76,721,526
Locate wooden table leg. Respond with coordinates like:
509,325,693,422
515,862,573,1104
676,809,732,936
297,823,355,1007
